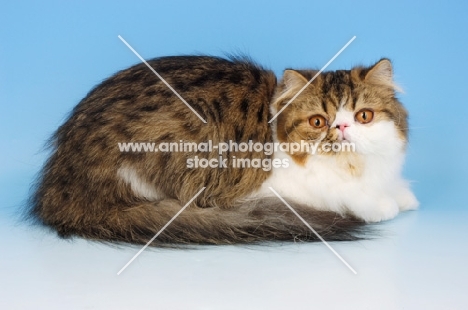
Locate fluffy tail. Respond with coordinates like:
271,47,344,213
41,198,368,246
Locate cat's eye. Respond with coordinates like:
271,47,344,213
309,115,327,128
355,109,374,124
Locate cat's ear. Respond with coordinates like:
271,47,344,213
282,70,309,91
271,70,309,115
364,58,403,92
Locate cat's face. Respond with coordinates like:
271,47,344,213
272,59,408,159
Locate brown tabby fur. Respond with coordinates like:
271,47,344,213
28,56,383,246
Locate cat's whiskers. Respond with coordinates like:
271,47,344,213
401,126,427,130
285,130,302,145
290,122,309,142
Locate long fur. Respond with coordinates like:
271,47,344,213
27,56,413,246
28,196,367,246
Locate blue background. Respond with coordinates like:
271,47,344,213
1,1,467,309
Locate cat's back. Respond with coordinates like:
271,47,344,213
60,56,277,142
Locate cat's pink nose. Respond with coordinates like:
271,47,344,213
336,123,349,133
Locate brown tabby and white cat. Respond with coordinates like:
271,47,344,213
29,56,418,245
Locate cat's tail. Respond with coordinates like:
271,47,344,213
55,198,368,246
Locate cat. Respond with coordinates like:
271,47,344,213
255,61,419,223
28,56,418,245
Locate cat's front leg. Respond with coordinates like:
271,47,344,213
394,186,419,211
347,193,400,223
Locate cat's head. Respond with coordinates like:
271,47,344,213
271,59,408,161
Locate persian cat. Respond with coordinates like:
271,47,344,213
29,56,418,245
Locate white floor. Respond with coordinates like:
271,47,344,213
1,204,466,310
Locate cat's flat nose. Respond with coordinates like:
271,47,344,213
336,123,349,133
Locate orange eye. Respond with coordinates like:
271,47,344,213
355,109,374,124
309,115,327,128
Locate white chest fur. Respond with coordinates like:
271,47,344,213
252,125,418,222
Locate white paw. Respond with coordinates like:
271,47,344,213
358,197,400,223
395,188,419,211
